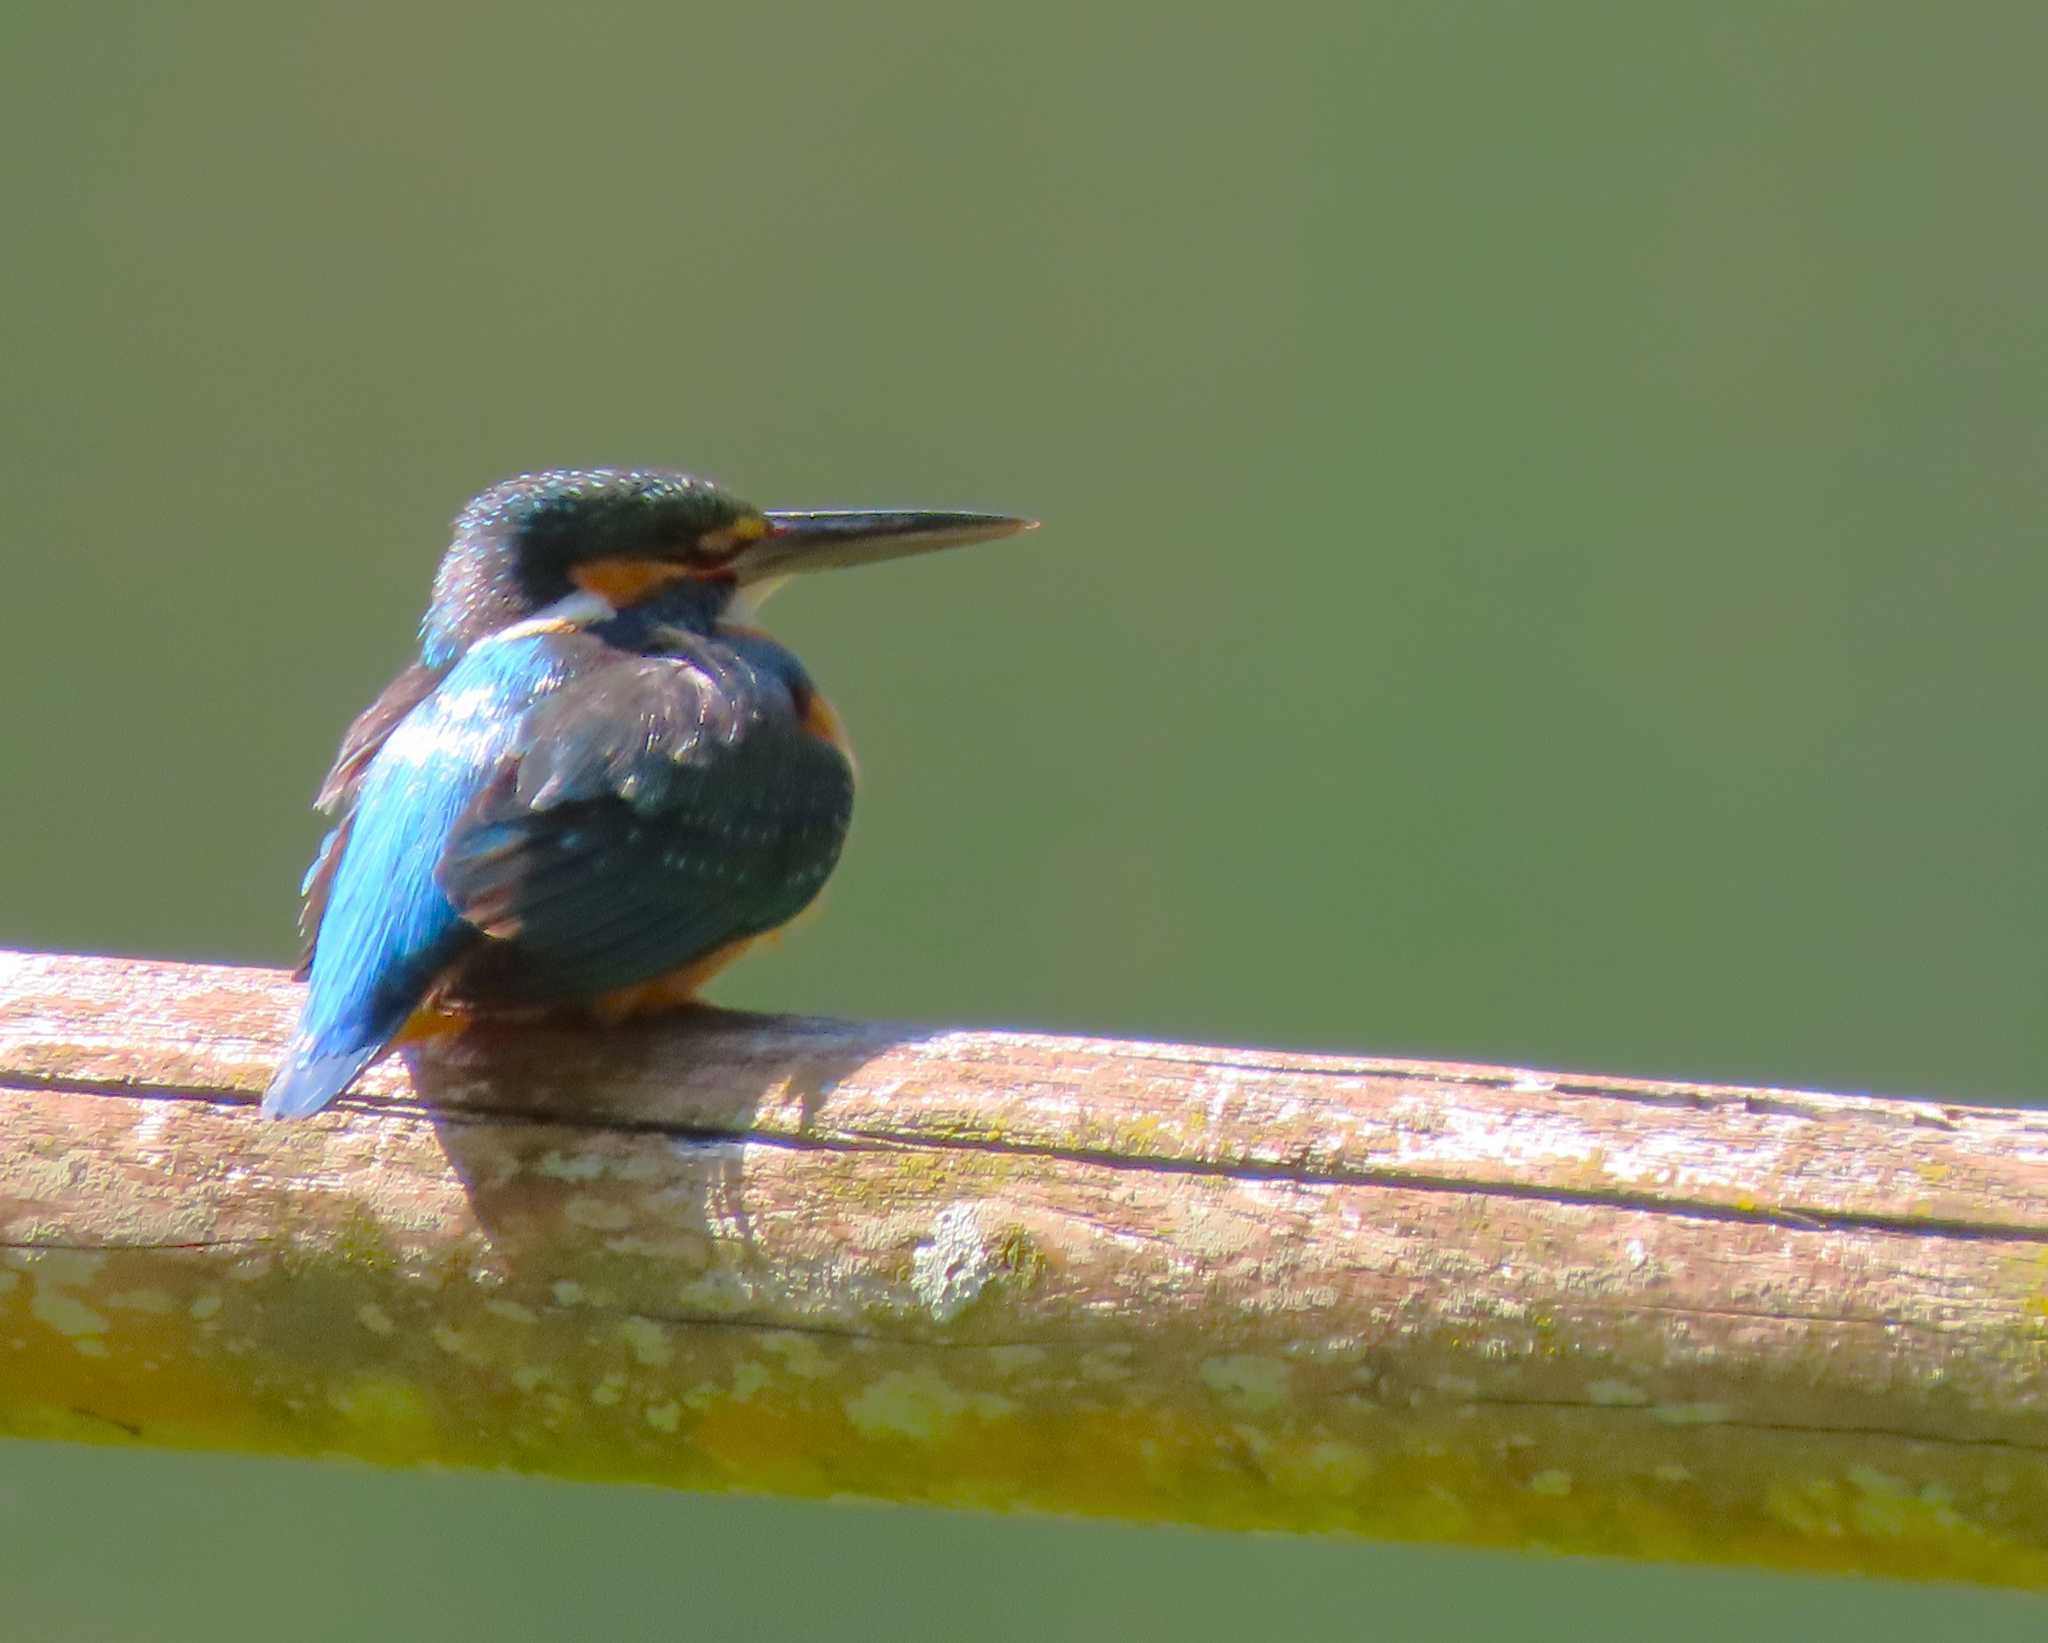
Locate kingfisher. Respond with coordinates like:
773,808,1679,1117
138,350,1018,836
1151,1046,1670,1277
265,467,1033,1119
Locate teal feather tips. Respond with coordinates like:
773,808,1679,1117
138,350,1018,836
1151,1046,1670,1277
421,468,759,668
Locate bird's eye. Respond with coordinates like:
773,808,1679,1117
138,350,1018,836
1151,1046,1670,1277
694,513,772,564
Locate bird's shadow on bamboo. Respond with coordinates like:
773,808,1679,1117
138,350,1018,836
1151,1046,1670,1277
392,1005,931,1308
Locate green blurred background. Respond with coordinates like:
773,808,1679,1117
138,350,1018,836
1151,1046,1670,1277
2,3,2043,1637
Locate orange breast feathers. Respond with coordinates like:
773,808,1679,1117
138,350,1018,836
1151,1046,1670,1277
796,685,851,757
392,935,766,1041
718,620,856,761
586,935,764,1024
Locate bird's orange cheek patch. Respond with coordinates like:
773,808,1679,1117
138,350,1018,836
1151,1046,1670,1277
571,557,695,607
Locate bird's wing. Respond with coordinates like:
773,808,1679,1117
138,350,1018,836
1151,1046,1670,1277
314,659,446,814
293,812,357,977
295,659,448,970
434,641,854,1005
268,632,569,1117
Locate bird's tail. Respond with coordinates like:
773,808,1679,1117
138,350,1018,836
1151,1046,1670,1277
262,965,437,1120
261,1032,394,1120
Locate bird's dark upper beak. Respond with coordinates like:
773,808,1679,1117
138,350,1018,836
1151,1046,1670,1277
732,508,1037,584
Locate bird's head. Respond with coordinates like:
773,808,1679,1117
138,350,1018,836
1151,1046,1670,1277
419,467,1033,667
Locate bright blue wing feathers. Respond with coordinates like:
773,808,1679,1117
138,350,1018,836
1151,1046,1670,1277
264,634,575,1118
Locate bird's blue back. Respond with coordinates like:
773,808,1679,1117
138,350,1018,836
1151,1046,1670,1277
266,630,574,1117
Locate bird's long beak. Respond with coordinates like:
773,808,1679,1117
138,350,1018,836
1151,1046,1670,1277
732,508,1037,585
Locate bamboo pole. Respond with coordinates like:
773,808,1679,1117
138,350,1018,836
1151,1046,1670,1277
0,947,2044,1585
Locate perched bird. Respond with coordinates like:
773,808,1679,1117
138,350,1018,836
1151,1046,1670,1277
266,467,1033,1119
